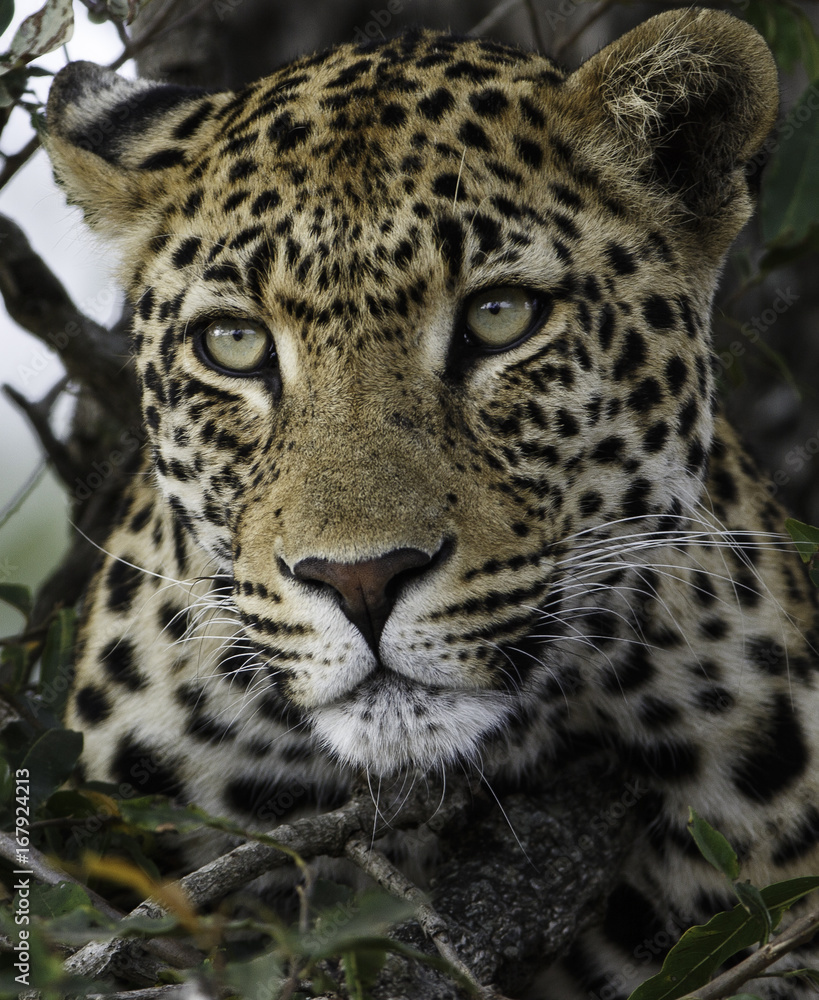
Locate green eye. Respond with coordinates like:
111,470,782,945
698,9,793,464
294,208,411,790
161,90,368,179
464,286,542,348
201,321,271,373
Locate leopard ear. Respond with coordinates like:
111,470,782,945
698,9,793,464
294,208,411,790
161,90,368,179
564,8,778,241
45,62,224,240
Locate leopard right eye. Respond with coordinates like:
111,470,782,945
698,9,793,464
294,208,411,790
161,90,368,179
198,320,274,375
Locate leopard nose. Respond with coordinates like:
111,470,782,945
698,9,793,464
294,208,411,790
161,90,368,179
291,547,434,652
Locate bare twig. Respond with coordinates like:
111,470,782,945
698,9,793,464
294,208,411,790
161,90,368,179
63,780,471,983
0,134,41,191
4,381,77,486
0,830,202,972
344,833,492,996
0,214,138,423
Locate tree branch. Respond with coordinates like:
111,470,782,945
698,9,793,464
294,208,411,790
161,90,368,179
0,214,138,423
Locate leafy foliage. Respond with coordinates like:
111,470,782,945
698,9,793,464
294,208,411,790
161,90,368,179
1,0,819,997
627,813,819,1000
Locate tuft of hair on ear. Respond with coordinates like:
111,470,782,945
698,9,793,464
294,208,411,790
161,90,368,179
564,8,779,244
44,61,224,241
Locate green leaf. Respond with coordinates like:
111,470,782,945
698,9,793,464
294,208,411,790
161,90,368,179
1,642,30,692
223,950,285,1000
39,607,75,716
731,882,773,944
761,80,819,246
0,0,73,72
21,727,83,813
0,582,31,618
687,809,740,881
29,881,92,919
0,1,14,40
744,0,819,76
785,518,819,562
0,757,12,805
304,889,415,960
627,877,819,1000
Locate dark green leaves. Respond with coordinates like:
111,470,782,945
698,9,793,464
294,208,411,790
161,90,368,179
786,518,819,587
22,728,83,814
628,813,819,1000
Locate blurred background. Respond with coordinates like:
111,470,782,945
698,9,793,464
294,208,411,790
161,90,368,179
1,0,818,640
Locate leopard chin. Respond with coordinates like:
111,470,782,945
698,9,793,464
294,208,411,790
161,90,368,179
309,673,514,776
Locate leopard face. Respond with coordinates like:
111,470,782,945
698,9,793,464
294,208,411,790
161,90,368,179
48,11,787,785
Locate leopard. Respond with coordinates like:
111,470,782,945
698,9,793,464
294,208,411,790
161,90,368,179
44,8,819,998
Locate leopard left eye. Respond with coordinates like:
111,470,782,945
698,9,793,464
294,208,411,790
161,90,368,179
464,286,547,349
199,320,273,374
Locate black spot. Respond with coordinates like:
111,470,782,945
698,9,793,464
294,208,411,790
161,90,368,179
592,435,625,464
605,241,636,275
699,616,728,641
472,213,502,254
555,408,579,437
711,468,738,504
732,695,809,803
250,189,281,216
140,148,186,170
580,491,603,516
678,397,699,437
100,638,146,691
597,304,615,350
603,883,663,954
643,420,669,453
622,478,652,519
639,695,680,729
746,636,786,675
186,713,236,744
171,236,201,269
435,213,464,277
601,646,654,691
111,734,183,797
129,504,153,533
458,119,491,150
432,172,463,199
621,738,700,781
692,570,716,606
381,102,408,128
138,288,155,321
642,294,675,330
224,774,308,823
665,356,688,395
469,88,508,116
173,100,214,140
417,87,455,120
75,684,111,724
612,328,646,380
627,377,663,412
515,137,543,168
158,602,187,642
772,806,819,865
106,558,141,613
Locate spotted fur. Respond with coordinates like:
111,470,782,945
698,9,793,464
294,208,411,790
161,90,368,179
46,10,819,997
